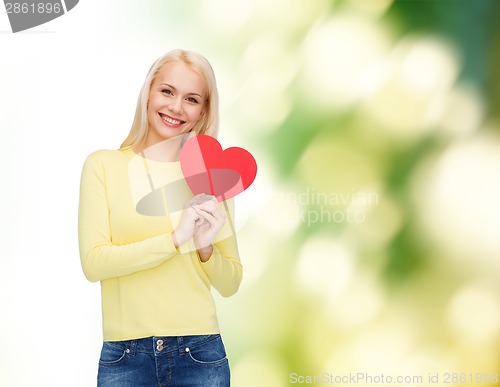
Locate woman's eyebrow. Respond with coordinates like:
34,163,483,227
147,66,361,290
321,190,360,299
161,83,202,98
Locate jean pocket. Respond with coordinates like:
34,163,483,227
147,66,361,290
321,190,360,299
186,335,228,366
98,342,129,366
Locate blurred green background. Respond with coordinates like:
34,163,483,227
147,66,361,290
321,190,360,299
115,0,500,385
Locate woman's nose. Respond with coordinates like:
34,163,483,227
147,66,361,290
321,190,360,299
168,98,183,114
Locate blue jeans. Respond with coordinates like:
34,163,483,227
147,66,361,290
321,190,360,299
97,334,230,386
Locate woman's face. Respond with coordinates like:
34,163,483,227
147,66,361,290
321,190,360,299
145,61,206,147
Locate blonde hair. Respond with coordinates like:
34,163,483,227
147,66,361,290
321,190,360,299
120,49,219,149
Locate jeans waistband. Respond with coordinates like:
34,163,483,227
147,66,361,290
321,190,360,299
107,334,221,356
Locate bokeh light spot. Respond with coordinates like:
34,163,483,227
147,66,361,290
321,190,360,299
414,134,500,271
303,15,391,110
447,283,500,345
439,83,484,135
361,35,459,137
295,236,354,298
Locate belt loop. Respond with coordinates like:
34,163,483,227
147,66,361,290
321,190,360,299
129,340,138,356
177,336,184,354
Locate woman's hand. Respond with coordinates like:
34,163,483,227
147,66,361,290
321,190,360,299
171,194,226,259
191,194,226,249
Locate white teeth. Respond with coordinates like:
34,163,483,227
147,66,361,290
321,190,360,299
160,114,181,125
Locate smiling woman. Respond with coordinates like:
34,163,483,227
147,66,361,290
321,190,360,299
121,49,220,152
78,49,241,387
145,61,206,147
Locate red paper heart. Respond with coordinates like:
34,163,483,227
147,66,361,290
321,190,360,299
180,135,257,201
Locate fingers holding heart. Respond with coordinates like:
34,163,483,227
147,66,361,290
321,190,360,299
193,200,225,228
175,194,226,248
189,193,213,206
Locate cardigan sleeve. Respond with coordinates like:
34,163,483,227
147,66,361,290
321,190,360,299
200,199,243,297
78,153,179,282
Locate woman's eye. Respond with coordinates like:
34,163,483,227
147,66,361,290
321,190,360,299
161,89,173,95
186,97,199,104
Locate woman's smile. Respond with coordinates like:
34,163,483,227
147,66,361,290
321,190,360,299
158,112,186,127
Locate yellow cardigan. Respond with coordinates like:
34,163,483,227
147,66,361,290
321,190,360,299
78,148,242,341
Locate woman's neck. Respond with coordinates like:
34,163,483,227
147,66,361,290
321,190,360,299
134,134,187,162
